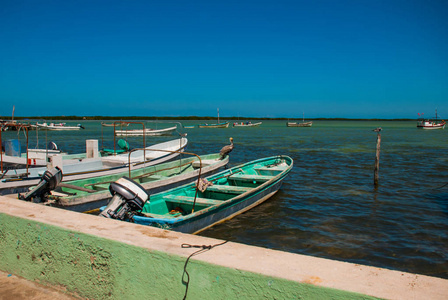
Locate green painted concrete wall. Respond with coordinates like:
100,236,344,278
0,213,380,299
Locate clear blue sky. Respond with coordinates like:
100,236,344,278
1,0,447,119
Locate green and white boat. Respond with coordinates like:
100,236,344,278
101,155,293,234
28,153,229,213
198,108,229,128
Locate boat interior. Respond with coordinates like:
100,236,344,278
140,159,290,218
50,155,221,199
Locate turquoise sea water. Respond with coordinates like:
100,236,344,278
2,120,447,278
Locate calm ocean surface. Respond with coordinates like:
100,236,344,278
3,120,447,278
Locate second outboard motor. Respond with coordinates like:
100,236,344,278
99,177,149,220
18,167,63,202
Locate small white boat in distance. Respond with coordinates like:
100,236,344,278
36,122,84,130
198,108,229,128
417,110,445,130
233,121,262,127
115,125,177,136
286,121,313,127
101,121,129,127
287,112,313,127
198,122,230,128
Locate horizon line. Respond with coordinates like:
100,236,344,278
0,115,421,121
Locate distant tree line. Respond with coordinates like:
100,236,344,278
0,115,415,121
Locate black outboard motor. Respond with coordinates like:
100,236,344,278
99,177,149,220
18,167,63,202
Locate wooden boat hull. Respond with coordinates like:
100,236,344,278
138,180,284,234
287,121,313,127
0,138,188,195
416,110,445,129
36,123,82,130
132,155,293,234
198,122,230,128
233,122,262,127
416,121,445,129
48,154,229,212
101,122,129,127
115,126,177,136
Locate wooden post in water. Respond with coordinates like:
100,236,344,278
373,127,382,187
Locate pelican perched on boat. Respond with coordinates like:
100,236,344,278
220,137,234,159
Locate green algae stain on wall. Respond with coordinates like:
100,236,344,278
0,214,116,299
0,213,381,300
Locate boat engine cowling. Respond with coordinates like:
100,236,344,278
18,167,63,202
99,177,149,220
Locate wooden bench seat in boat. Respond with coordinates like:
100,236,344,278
254,165,288,176
205,185,253,194
228,174,273,182
163,195,223,206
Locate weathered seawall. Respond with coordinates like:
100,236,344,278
0,197,446,299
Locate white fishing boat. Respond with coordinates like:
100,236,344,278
286,121,313,127
198,122,229,128
101,121,129,127
115,125,177,136
233,121,262,127
287,113,313,127
0,137,188,195
417,110,445,130
198,108,229,128
36,122,85,130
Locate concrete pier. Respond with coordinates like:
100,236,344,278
0,196,447,299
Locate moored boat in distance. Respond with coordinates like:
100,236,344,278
417,110,445,130
287,112,313,127
115,125,177,136
286,121,313,127
100,155,293,234
198,122,230,128
198,108,229,128
233,121,262,127
36,122,85,130
101,121,129,127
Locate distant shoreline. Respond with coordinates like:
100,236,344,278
0,116,417,122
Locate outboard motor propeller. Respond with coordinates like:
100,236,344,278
18,167,63,202
99,177,149,220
